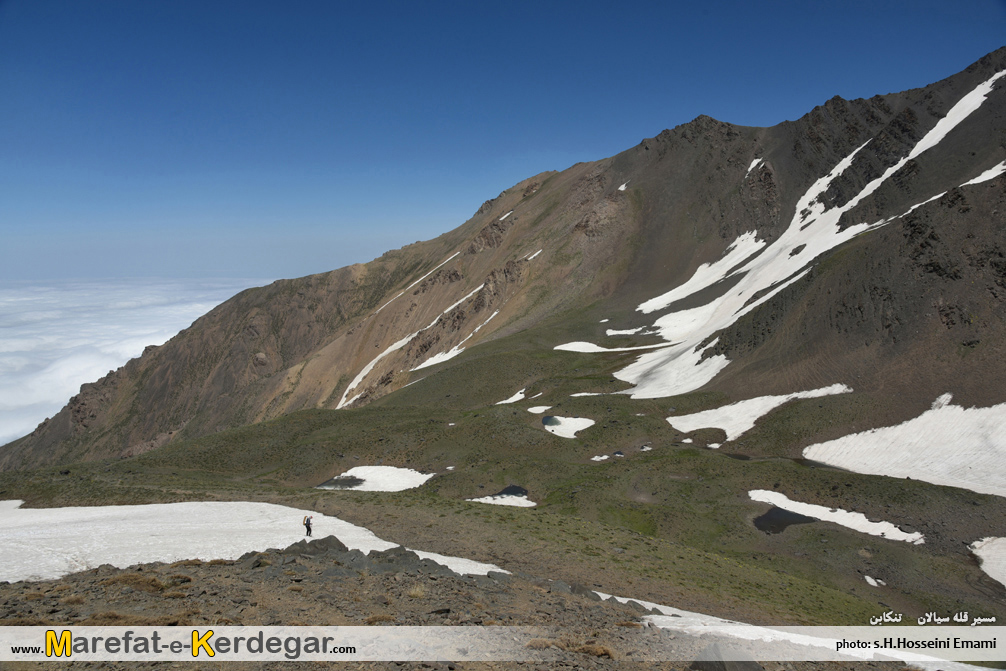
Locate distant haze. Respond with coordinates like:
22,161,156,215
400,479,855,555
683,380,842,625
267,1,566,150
0,278,266,445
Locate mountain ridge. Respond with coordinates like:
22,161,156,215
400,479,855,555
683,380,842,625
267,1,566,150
3,46,1006,473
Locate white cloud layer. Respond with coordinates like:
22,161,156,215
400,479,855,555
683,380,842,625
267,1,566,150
0,278,265,446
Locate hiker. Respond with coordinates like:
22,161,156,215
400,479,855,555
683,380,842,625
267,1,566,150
303,515,313,536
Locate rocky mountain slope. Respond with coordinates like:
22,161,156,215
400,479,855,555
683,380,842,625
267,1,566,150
4,48,1006,472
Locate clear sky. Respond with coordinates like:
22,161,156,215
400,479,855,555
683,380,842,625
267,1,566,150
1,0,1004,281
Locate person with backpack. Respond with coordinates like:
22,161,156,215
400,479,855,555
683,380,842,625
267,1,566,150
303,515,313,536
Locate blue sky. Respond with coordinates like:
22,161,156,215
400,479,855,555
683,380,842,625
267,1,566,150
1,0,1004,281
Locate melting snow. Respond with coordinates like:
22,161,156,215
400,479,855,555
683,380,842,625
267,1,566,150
606,326,654,336
570,392,604,397
467,494,536,508
618,182,628,191
746,158,764,176
338,332,417,408
496,388,526,404
681,438,693,444
555,71,1006,401
555,341,672,353
0,500,502,582
527,249,543,261
667,384,852,441
970,537,1006,587
599,319,609,323
412,309,498,371
863,575,886,587
499,210,513,221
527,406,552,413
591,455,609,462
963,160,1006,186
441,284,485,315
804,393,1006,498
374,252,461,315
542,416,595,438
749,490,924,544
317,466,435,492
640,445,653,452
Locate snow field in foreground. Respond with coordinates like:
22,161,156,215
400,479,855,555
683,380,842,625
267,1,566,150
0,500,982,668
749,490,924,544
317,466,435,492
542,416,595,438
667,384,852,441
803,394,1006,498
0,500,502,583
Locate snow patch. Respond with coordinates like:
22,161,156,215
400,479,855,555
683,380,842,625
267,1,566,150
591,455,609,462
618,182,628,191
338,331,418,408
570,392,603,397
526,249,543,261
970,537,1006,588
963,160,1006,186
749,490,924,544
542,416,595,438
467,494,536,507
527,406,552,414
412,309,498,371
555,341,673,353
374,252,460,315
496,388,526,404
499,210,513,221
605,326,653,336
804,394,1006,498
317,466,435,492
745,158,764,176
667,384,852,441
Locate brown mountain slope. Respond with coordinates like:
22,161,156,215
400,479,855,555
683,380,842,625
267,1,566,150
3,47,1005,472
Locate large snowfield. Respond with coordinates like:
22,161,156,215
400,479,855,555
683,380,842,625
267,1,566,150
803,394,1006,498
0,499,501,583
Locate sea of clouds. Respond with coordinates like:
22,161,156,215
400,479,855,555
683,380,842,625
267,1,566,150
0,278,269,446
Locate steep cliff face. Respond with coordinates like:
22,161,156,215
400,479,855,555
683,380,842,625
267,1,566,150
3,47,1005,471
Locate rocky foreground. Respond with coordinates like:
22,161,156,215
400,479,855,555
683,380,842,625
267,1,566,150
0,536,912,671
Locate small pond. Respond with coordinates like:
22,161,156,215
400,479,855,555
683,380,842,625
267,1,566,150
753,506,818,534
